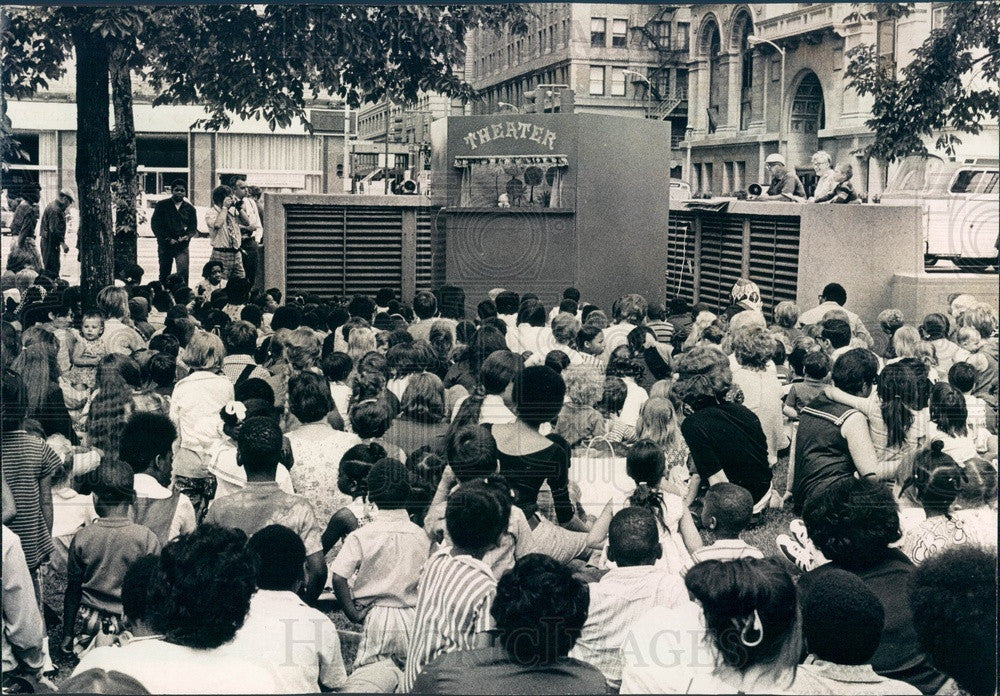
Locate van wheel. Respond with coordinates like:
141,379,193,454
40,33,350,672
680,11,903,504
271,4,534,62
924,255,939,267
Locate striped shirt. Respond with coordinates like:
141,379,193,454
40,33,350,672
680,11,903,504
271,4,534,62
689,538,764,565
402,550,497,692
569,565,687,688
1,431,61,570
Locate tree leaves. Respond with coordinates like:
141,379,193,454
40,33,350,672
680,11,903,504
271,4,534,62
845,1,1000,161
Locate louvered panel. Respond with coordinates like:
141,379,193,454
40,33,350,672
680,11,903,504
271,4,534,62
283,202,443,301
343,207,403,297
415,208,442,292
285,205,347,299
748,215,800,315
666,211,696,305
698,214,744,313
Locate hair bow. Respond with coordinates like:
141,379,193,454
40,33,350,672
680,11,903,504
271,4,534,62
224,400,247,422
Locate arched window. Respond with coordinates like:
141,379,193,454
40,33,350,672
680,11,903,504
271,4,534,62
791,72,825,134
700,20,723,133
731,10,754,130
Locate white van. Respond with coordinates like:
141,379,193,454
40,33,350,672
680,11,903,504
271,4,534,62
880,155,998,271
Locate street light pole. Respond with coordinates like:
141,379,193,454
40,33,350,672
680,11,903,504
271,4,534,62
748,36,786,160
622,69,651,118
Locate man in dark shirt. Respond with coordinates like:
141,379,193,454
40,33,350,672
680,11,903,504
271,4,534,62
755,153,805,201
8,188,40,241
150,181,199,285
38,188,73,276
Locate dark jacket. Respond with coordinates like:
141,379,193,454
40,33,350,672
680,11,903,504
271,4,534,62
9,200,39,239
39,201,66,247
151,197,198,246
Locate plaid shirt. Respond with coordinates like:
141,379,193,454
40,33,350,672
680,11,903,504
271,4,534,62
220,355,271,385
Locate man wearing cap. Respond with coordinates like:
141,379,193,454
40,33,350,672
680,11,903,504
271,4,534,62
755,154,805,202
39,188,73,276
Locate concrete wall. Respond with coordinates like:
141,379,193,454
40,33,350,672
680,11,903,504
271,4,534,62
796,203,923,334
891,272,1000,326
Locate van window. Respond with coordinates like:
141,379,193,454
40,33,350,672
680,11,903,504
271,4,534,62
886,155,948,194
951,170,985,194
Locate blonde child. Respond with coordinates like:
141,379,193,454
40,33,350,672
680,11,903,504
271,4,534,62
554,364,606,449
330,459,431,669
65,311,108,391
169,330,233,520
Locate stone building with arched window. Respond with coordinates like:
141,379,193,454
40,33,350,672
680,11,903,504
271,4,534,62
682,2,998,199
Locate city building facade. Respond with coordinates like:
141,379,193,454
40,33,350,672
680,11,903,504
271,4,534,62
682,2,998,197
463,3,693,174
5,58,353,208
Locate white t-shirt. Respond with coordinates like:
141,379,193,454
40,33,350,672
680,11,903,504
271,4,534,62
71,638,278,694
227,590,347,693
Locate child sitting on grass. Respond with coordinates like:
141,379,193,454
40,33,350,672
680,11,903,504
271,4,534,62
402,479,511,691
331,458,431,669
555,365,607,449
61,458,160,656
690,483,764,564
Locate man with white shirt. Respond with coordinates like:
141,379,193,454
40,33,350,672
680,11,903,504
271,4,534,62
226,174,263,291
570,508,686,689
118,413,196,545
798,283,873,348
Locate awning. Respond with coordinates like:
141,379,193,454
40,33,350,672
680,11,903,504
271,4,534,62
453,155,569,168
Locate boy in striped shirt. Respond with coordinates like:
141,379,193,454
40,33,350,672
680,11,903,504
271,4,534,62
401,479,511,692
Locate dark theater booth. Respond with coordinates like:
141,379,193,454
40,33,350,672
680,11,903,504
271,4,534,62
431,113,673,313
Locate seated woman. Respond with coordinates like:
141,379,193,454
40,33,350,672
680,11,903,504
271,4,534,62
492,365,588,531
621,557,825,694
671,346,773,515
384,372,450,456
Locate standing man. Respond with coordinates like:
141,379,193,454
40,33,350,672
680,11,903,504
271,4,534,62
39,189,73,277
150,180,199,285
226,175,262,291
808,151,836,202
753,154,805,202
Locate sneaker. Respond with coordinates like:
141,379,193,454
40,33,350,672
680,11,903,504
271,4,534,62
789,519,810,546
776,533,817,572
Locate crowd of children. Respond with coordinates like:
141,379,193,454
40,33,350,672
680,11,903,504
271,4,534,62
1,269,996,695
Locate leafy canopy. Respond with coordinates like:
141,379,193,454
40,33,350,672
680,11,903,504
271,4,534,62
845,1,1000,161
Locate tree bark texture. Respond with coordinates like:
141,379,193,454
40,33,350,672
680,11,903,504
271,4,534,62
72,25,114,305
111,41,138,275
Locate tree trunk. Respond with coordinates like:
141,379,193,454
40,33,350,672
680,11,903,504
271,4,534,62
110,42,138,276
72,25,114,305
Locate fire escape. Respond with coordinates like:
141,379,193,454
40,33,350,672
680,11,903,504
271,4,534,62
632,6,688,123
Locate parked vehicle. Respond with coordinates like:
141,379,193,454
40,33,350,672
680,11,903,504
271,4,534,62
880,155,999,272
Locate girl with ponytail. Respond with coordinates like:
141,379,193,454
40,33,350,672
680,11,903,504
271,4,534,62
603,439,701,574
899,440,990,565
448,349,521,432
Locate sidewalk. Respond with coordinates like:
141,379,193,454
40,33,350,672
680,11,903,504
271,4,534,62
1,232,212,286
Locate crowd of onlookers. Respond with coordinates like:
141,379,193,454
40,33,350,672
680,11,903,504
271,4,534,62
1,263,996,695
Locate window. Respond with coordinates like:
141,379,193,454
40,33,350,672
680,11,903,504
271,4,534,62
876,18,896,71
950,170,998,194
612,19,628,47
589,65,605,95
735,161,746,192
591,18,606,47
610,67,626,96
676,22,690,51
